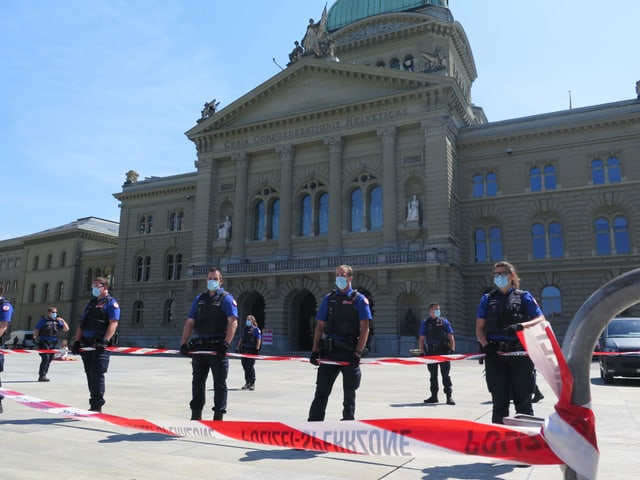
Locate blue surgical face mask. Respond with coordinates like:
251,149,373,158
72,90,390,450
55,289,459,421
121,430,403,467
92,287,102,297
207,279,220,291
335,276,348,290
434,309,441,317
50,312,58,319
493,274,510,289
246,320,252,327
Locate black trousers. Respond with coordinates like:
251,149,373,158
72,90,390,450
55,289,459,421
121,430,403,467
485,354,535,424
80,349,110,409
308,349,361,421
427,361,452,395
241,355,257,384
190,353,229,414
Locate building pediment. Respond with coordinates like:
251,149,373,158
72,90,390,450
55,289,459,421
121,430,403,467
186,59,449,140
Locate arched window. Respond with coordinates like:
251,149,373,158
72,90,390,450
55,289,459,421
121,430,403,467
136,255,151,282
350,189,363,232
166,253,183,280
369,186,383,231
474,228,487,262
532,223,546,258
613,215,630,253
60,251,66,267
56,282,64,301
254,200,265,240
133,301,144,325
595,215,630,255
472,174,484,198
486,172,498,196
474,226,503,262
544,164,557,190
271,199,280,240
591,159,605,185
532,221,564,259
607,156,621,183
541,286,562,316
595,217,611,254
46,254,53,269
299,194,312,237
169,211,184,231
164,299,174,324
41,282,50,302
529,167,542,192
29,284,36,303
33,255,39,271
318,193,329,235
489,227,503,260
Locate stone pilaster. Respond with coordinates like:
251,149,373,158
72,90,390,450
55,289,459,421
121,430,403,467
325,136,343,256
377,127,398,252
276,144,294,260
230,152,249,263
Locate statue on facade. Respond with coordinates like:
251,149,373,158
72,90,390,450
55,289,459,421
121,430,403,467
407,195,420,221
287,41,304,65
217,215,231,240
200,99,220,121
421,47,448,72
124,170,139,185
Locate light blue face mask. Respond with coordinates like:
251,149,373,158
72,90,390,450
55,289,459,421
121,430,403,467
92,287,102,297
434,309,441,317
335,276,348,290
493,274,510,289
50,312,58,319
246,320,252,327
207,279,220,291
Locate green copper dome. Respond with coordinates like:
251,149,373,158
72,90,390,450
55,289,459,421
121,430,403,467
327,0,449,32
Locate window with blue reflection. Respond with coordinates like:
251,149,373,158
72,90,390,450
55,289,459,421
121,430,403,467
254,200,265,240
271,199,280,240
486,172,498,197
300,195,312,236
613,215,630,253
529,167,542,192
351,189,363,232
489,227,503,260
369,186,382,231
541,286,562,315
607,157,621,183
544,165,556,190
549,221,563,258
592,159,605,185
595,217,611,254
318,193,329,235
532,223,546,259
472,174,484,198
474,228,487,262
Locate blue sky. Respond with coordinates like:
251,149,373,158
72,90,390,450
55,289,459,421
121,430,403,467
2,0,638,240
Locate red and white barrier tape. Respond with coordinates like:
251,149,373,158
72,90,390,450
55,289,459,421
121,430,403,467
0,386,561,466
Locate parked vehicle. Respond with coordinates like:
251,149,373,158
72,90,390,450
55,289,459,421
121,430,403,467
598,317,640,384
3,330,36,349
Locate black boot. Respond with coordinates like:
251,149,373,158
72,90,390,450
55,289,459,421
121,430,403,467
0,399,3,414
532,386,544,403
213,411,224,421
446,395,456,405
423,395,438,404
190,410,202,420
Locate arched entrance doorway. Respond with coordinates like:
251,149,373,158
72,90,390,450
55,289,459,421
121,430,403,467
287,289,317,351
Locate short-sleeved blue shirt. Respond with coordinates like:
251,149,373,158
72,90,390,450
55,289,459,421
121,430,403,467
34,316,65,342
0,297,13,323
188,288,238,321
476,287,543,320
316,287,372,330
80,296,120,339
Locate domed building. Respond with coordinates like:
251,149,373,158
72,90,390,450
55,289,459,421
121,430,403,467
111,1,640,354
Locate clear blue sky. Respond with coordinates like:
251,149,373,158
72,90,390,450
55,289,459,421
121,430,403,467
2,1,638,240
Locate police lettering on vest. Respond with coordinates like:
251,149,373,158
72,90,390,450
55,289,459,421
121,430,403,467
424,317,450,354
194,291,228,338
81,296,112,334
324,290,361,346
485,288,530,344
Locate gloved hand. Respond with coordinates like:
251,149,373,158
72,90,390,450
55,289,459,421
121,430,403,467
39,340,50,350
350,352,361,368
504,323,524,334
309,351,320,365
71,341,82,355
216,341,230,356
179,343,190,356
95,340,107,354
482,343,498,356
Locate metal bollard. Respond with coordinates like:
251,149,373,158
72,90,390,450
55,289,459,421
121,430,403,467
561,268,640,479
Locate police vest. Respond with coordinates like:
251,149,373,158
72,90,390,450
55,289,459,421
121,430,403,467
80,296,112,333
194,291,228,337
485,289,530,340
324,290,361,340
424,317,449,352
242,326,259,348
39,318,60,337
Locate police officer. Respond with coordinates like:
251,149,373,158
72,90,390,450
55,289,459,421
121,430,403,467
236,314,262,390
475,261,546,424
33,306,69,381
419,302,456,405
181,267,238,421
0,286,14,414
308,264,372,421
72,277,120,412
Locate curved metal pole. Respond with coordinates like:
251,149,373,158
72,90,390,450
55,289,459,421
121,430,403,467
561,268,640,479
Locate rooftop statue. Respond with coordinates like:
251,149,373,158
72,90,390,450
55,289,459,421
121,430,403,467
124,170,139,185
200,99,220,121
289,5,336,65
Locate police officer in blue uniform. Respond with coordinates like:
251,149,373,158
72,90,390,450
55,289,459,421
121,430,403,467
72,277,120,412
33,306,69,381
308,264,372,421
236,314,262,390
0,286,14,414
476,261,546,424
181,267,238,421
419,302,456,405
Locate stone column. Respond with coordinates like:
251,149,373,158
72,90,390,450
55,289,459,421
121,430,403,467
190,157,215,266
325,136,343,256
377,127,398,252
230,152,249,263
276,144,294,260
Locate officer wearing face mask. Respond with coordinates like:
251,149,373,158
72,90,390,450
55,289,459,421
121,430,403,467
236,315,262,390
475,261,546,424
180,267,238,421
308,264,372,421
72,277,120,412
33,306,69,382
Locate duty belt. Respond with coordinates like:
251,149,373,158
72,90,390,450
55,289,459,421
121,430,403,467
489,340,523,353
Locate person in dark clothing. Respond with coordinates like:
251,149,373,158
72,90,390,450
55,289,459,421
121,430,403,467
181,267,238,421
475,261,546,424
419,302,456,405
236,315,262,390
308,264,371,421
33,306,69,381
